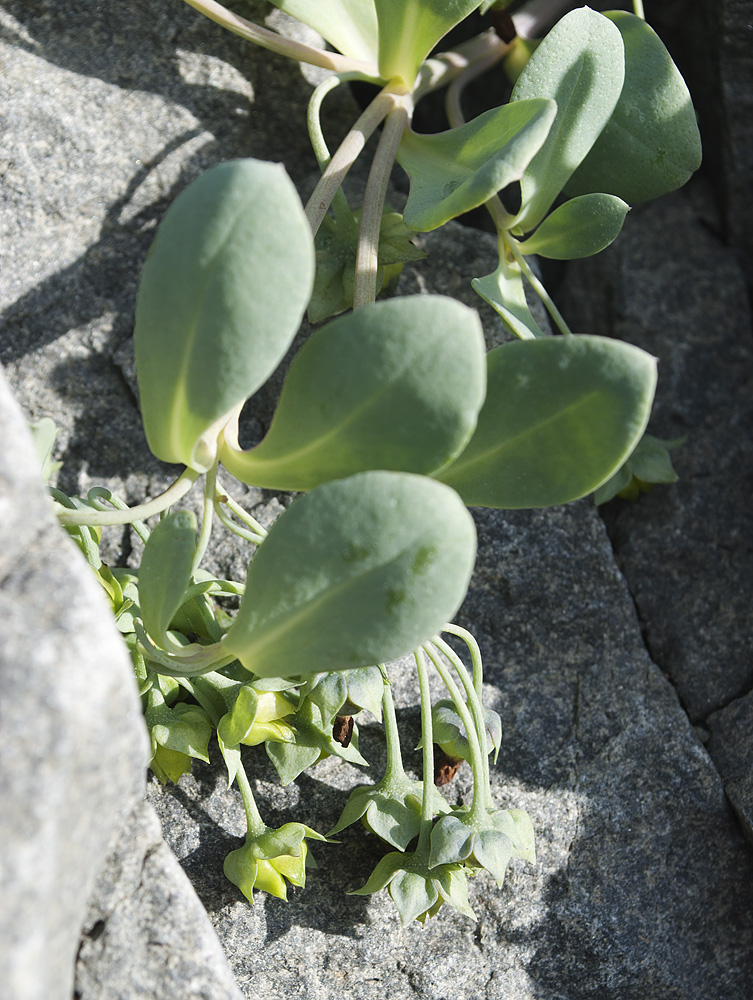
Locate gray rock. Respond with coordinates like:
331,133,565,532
0,365,147,1000
561,189,753,722
708,692,753,847
2,2,753,999
75,800,243,1000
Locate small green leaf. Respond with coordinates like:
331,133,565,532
134,159,314,471
593,433,683,504
220,296,486,489
565,12,702,203
517,193,629,259
374,0,485,86
472,241,546,340
308,209,424,325
29,417,62,482
511,7,625,231
138,510,197,648
222,471,477,677
437,335,657,508
397,99,556,233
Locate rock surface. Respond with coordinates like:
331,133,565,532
1,2,752,999
0,363,148,1000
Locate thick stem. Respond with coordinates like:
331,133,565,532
414,648,436,853
379,667,407,785
181,0,378,76
423,644,488,825
633,0,645,18
353,94,412,309
235,759,267,838
305,90,396,236
413,29,505,103
504,234,573,336
55,468,201,527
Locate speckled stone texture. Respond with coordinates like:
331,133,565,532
1,2,752,999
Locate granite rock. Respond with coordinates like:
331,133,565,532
708,691,753,847
0,365,148,1000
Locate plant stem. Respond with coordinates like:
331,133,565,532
414,648,436,853
413,29,507,102
423,643,488,826
379,667,407,785
441,624,484,702
55,468,201,527
504,234,573,335
235,758,267,838
305,89,396,236
431,635,493,811
307,75,358,231
214,476,268,542
513,0,575,39
445,37,508,129
353,93,413,309
632,0,645,18
87,487,150,545
192,460,218,577
181,0,379,76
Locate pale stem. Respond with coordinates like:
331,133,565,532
513,0,577,39
431,635,493,811
181,0,378,76
379,667,407,784
413,29,506,103
414,648,436,852
215,475,268,541
55,468,201,526
353,95,412,309
445,37,508,130
441,623,484,702
305,90,396,236
633,0,645,18
504,234,574,336
423,643,488,825
307,75,357,230
87,487,150,544
191,459,218,577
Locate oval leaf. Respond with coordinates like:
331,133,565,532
510,7,625,231
222,472,477,677
517,193,629,259
134,158,314,471
564,11,702,203
375,0,484,86
139,509,197,647
397,99,556,233
219,296,486,489
437,335,657,508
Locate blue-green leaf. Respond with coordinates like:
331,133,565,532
222,472,476,677
138,510,197,648
564,12,702,203
517,193,629,259
397,99,556,232
437,335,657,508
219,296,486,489
510,7,625,231
134,159,314,471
